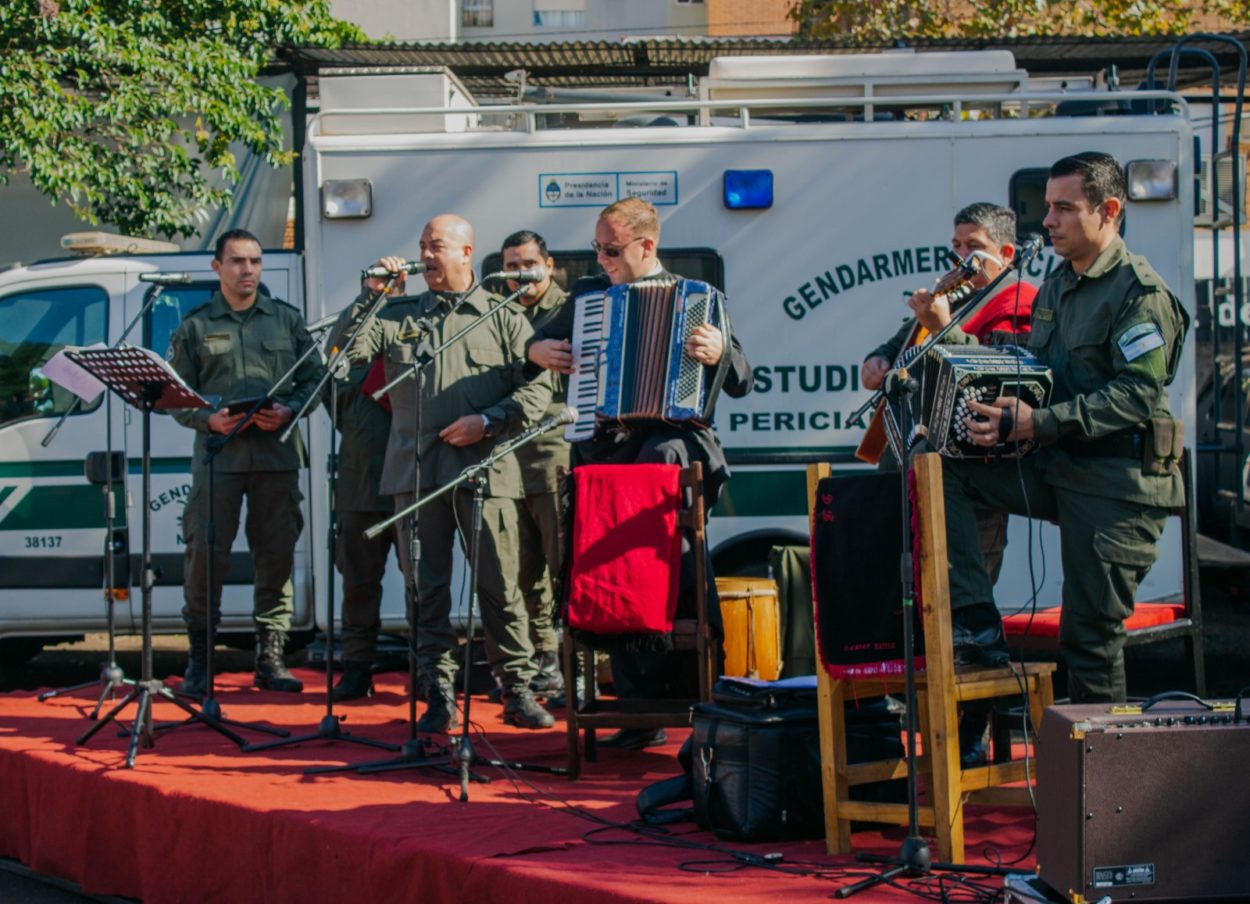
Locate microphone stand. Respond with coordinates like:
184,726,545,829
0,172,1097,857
353,415,575,796
847,242,1040,432
244,282,403,756
38,281,173,709
836,242,1042,897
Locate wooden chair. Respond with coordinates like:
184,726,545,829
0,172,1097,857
808,455,1056,864
562,462,718,779
1002,449,1206,696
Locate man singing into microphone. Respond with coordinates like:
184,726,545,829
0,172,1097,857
944,153,1188,704
528,197,752,749
346,214,557,731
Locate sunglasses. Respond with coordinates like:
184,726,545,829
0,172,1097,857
591,236,644,258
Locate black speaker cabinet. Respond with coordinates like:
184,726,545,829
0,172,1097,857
1037,700,1250,902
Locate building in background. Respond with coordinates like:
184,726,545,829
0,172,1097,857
329,0,798,43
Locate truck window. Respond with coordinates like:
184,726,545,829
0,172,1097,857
0,286,107,428
480,249,724,292
1009,168,1050,242
144,282,273,356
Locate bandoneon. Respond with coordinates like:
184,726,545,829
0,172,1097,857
565,276,727,441
883,345,1053,460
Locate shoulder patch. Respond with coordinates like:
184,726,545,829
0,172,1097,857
1117,321,1165,362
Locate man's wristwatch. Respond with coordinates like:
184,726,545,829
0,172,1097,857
480,413,498,437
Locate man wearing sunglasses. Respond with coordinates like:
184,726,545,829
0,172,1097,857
528,197,753,749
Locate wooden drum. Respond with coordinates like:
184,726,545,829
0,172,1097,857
715,576,782,681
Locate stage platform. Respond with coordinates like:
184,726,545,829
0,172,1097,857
0,669,1036,903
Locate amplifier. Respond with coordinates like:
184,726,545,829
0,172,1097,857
1037,699,1250,903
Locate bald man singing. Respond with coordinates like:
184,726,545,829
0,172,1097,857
347,214,557,732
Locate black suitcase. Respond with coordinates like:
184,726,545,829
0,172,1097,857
685,679,904,842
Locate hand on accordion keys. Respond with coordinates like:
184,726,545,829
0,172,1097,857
684,322,724,366
964,396,1035,446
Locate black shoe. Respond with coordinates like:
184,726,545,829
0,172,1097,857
253,628,304,693
598,728,667,750
331,661,373,702
416,683,460,734
529,650,565,695
503,686,556,729
951,603,1012,668
180,634,208,699
959,705,990,768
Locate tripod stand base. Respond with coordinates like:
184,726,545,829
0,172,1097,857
243,713,400,754
37,661,135,716
143,693,290,739
78,679,252,767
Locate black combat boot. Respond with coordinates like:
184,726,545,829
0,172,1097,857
180,632,208,699
416,682,460,733
253,628,304,693
529,650,565,696
951,602,1012,668
331,660,373,702
503,686,556,730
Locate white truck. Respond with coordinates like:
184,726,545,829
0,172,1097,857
0,49,1213,658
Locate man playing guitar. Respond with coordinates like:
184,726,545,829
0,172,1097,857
857,202,1036,767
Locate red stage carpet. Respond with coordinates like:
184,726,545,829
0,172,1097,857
0,670,1036,903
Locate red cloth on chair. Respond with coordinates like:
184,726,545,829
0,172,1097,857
568,464,682,634
1003,602,1187,639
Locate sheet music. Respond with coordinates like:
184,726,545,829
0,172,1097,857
43,343,107,403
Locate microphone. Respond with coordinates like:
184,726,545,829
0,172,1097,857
486,267,547,284
498,406,578,449
361,261,428,279
138,272,192,285
1015,233,1044,269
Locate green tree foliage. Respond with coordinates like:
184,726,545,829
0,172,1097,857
0,0,362,238
788,0,1246,41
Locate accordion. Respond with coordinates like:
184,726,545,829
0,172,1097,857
883,345,1053,460
565,276,727,441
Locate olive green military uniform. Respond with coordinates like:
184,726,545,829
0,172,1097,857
169,292,323,631
326,309,395,664
515,282,570,665
943,238,1187,702
346,285,554,691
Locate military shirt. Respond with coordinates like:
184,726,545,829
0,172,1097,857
324,308,392,514
1027,237,1188,507
515,282,570,494
169,291,323,473
346,284,554,498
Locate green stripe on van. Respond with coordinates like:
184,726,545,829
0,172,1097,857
0,484,115,530
0,457,191,479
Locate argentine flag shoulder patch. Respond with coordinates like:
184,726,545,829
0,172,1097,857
1116,321,1165,362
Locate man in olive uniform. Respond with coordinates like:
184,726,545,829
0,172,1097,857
324,310,395,702
170,229,324,697
500,230,568,696
943,152,1188,703
347,214,556,732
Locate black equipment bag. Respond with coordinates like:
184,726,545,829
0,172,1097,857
637,679,905,843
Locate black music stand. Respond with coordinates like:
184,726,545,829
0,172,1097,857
68,346,253,766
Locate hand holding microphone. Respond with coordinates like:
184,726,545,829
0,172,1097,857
362,257,428,293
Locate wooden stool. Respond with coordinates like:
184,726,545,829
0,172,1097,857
808,456,1056,863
